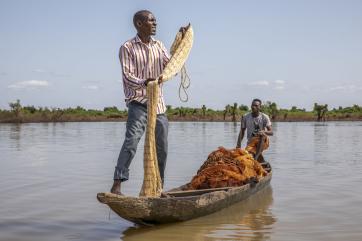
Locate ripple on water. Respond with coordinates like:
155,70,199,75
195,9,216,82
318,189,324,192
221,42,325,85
0,122,362,241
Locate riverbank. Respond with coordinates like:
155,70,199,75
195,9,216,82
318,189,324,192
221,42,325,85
2,102,362,123
1,113,362,123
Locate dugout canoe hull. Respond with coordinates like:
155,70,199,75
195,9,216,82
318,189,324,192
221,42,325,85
97,171,272,225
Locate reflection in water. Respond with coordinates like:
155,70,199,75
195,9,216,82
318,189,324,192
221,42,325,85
313,123,329,164
122,186,276,241
9,124,22,150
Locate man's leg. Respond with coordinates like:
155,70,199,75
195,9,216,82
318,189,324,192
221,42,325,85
155,114,169,185
112,102,147,193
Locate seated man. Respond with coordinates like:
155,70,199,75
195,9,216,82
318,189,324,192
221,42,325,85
236,99,273,163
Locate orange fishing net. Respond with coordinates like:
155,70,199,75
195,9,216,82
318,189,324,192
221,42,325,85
187,147,267,190
245,136,269,155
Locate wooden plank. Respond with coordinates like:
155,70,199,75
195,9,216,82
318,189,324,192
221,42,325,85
164,186,234,197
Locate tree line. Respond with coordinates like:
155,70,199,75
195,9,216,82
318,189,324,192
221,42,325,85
1,99,362,123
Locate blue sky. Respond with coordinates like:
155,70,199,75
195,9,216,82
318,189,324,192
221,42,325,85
1,0,361,110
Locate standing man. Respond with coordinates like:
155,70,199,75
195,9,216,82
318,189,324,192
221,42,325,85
236,99,273,162
110,10,170,195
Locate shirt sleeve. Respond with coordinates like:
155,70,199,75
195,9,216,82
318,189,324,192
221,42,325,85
119,45,146,88
264,114,272,127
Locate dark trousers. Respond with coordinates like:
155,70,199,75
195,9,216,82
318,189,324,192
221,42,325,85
113,101,168,183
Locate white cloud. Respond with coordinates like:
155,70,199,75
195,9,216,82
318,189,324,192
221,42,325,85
274,79,285,84
82,85,99,90
329,86,346,91
274,85,285,90
8,80,49,89
32,69,47,73
328,85,359,92
248,80,269,86
32,69,71,77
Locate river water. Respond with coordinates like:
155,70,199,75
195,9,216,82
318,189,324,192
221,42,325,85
0,121,361,241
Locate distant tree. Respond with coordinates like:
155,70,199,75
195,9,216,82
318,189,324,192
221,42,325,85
238,104,249,111
322,105,328,121
231,103,238,122
51,108,64,121
284,112,288,120
23,105,37,114
290,106,298,112
269,102,278,120
178,107,186,117
352,104,361,112
223,104,231,120
262,101,278,120
202,105,206,116
103,106,119,112
76,106,86,112
313,103,328,121
290,106,305,112
9,99,22,118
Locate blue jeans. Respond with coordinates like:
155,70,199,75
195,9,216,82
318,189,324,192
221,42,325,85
113,101,168,183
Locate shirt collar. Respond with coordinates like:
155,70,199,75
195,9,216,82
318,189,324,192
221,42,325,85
134,34,156,44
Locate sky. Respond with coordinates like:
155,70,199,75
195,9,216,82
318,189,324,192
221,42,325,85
1,0,361,110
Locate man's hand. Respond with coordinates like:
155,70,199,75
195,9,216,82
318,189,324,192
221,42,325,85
179,23,190,38
257,130,267,137
145,78,156,86
158,75,163,84
145,76,163,86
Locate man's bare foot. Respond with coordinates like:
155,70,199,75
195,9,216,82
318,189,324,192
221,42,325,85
110,180,123,195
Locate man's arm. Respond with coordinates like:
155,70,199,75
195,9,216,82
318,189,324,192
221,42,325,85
236,127,245,148
119,45,147,88
259,115,273,136
258,125,273,137
237,115,247,148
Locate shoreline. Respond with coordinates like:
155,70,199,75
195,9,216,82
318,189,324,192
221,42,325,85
1,116,362,124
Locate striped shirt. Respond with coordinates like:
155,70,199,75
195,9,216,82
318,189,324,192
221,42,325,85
119,35,170,114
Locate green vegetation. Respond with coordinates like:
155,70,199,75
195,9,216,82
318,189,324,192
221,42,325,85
1,99,128,123
1,99,362,123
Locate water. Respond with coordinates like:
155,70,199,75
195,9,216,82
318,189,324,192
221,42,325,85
0,121,361,241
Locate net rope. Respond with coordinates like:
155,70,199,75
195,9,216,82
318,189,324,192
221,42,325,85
179,65,191,102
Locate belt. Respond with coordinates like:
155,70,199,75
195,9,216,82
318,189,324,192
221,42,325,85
130,101,147,108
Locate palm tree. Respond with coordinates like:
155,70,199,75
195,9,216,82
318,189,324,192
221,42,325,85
202,105,206,116
313,103,328,121
231,103,238,122
9,99,22,118
223,104,231,120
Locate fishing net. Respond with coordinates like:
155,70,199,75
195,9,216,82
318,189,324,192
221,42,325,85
139,25,194,197
166,25,193,102
139,81,163,197
245,136,270,155
162,25,193,82
186,147,268,190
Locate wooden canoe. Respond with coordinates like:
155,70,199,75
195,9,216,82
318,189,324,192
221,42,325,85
97,167,272,225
